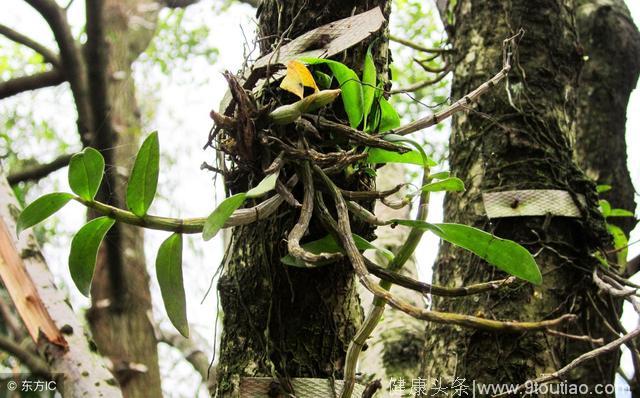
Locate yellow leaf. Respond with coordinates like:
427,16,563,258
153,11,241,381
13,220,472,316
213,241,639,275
280,60,319,99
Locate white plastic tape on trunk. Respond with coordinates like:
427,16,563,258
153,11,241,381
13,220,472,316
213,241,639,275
482,189,585,219
239,377,365,397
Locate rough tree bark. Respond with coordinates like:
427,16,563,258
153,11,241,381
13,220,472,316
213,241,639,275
574,0,640,237
85,2,163,397
215,1,390,396
421,0,619,394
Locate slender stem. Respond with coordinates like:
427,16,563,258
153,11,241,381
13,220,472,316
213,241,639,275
74,192,285,234
341,166,430,398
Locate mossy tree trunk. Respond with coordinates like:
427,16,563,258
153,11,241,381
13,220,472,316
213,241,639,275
420,0,620,394
215,1,391,396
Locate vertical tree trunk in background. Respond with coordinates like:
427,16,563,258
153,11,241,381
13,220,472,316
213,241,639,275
574,0,640,237
421,0,619,393
358,163,425,385
215,1,389,395
86,2,163,397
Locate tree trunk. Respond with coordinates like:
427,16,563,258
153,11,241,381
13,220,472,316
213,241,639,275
574,0,640,237
215,1,390,396
420,0,619,394
85,2,163,397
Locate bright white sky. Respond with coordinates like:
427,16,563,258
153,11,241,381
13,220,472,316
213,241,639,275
1,1,639,397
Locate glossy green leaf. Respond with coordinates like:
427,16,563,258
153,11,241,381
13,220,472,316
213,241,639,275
596,185,612,193
156,233,189,337
203,193,246,241
17,192,73,234
367,148,437,167
421,177,465,192
362,48,377,125
383,134,433,168
246,171,279,199
69,217,115,296
314,71,333,89
608,224,628,266
393,220,542,284
375,97,401,132
68,147,105,201
301,58,363,128
430,171,450,180
609,209,634,217
126,132,160,217
281,233,393,267
599,199,611,217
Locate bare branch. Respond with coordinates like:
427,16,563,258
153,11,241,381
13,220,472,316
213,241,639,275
0,69,65,99
24,0,94,143
0,23,60,66
0,334,50,377
7,154,72,185
365,258,516,297
389,34,452,53
161,0,201,7
157,328,215,393
389,68,451,94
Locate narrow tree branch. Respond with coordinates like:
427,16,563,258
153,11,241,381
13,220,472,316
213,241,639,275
390,68,451,94
24,0,94,144
0,23,60,66
389,35,452,53
0,69,65,99
365,258,516,297
156,328,215,393
0,334,50,377
7,154,73,185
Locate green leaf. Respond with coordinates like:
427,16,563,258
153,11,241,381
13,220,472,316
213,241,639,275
599,199,611,217
608,209,635,217
69,217,115,296
362,48,377,125
126,132,160,217
314,71,333,89
68,147,105,201
370,97,400,133
421,177,465,192
430,171,450,180
202,193,246,241
281,234,393,267
367,146,437,167
607,224,628,266
156,233,189,337
393,220,542,284
17,192,73,234
246,171,279,199
596,185,612,194
301,58,363,128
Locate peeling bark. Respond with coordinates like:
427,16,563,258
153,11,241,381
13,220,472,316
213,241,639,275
0,175,123,398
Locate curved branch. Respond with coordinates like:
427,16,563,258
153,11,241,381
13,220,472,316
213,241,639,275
24,0,94,142
0,23,60,66
0,69,65,99
7,154,72,185
389,35,452,53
